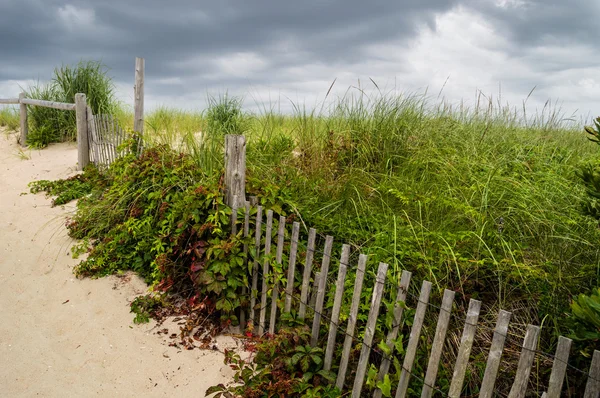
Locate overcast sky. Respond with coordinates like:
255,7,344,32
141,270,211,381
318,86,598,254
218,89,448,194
0,0,598,123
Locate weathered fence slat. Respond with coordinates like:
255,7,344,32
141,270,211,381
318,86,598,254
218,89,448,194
395,280,433,398
239,201,250,328
336,254,368,390
448,299,482,398
18,93,27,146
284,222,300,313
374,270,412,398
101,115,109,166
134,57,145,134
508,324,541,398
258,209,273,335
0,98,19,104
546,336,572,398
309,271,321,316
584,350,600,398
351,262,389,398
268,215,285,335
87,107,99,165
323,244,349,369
224,135,246,209
299,228,316,320
311,236,335,346
75,93,89,170
421,289,456,398
479,309,512,398
249,206,262,327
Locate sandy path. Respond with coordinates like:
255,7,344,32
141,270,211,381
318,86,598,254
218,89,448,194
0,130,235,397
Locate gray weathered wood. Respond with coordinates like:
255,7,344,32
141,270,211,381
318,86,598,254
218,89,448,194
75,93,89,170
374,270,412,398
224,135,246,209
258,209,273,335
351,262,389,398
240,201,250,329
299,228,317,320
421,289,456,398
20,97,76,111
336,254,368,390
249,206,262,328
86,106,99,165
479,310,512,398
230,205,238,235
134,57,144,134
284,222,300,313
323,244,349,369
269,215,285,335
546,336,572,398
584,350,600,398
0,98,19,104
311,236,335,346
508,324,541,398
309,271,321,316
448,299,482,398
396,280,433,398
19,93,28,147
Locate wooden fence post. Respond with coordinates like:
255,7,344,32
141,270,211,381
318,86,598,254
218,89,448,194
421,289,456,398
323,244,348,368
336,254,368,390
584,350,600,398
508,324,541,398
224,134,246,209
396,281,433,398
546,336,572,398
299,228,317,320
351,262,389,398
258,210,273,335
75,93,89,170
479,310,512,398
134,57,144,134
19,92,28,146
374,270,412,398
448,299,482,397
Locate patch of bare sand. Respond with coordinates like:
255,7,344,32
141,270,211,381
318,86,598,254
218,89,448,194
0,129,238,397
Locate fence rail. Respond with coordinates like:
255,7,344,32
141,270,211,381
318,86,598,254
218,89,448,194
231,200,600,397
0,93,90,169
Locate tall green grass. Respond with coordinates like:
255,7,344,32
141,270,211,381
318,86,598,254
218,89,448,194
24,60,119,148
0,106,19,131
48,87,599,393
146,89,600,333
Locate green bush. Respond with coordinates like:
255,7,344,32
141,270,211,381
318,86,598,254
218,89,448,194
25,60,118,148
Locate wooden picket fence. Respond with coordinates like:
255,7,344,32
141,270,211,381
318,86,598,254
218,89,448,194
88,113,143,168
231,204,600,398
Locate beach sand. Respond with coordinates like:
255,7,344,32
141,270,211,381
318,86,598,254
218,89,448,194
0,129,236,397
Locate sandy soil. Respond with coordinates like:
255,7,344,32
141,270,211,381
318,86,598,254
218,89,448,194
0,129,237,397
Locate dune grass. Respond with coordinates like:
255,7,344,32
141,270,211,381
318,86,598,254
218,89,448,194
139,89,600,337
29,85,599,394
0,106,19,131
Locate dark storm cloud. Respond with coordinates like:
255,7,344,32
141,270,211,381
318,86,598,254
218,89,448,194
0,0,458,81
0,0,598,117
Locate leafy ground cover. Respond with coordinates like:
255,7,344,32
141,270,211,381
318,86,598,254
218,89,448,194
21,63,600,396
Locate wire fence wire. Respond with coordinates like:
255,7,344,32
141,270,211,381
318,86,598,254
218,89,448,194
237,218,599,394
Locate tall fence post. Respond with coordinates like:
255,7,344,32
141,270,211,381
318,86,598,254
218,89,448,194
75,93,89,170
224,134,246,209
134,57,144,134
19,92,27,146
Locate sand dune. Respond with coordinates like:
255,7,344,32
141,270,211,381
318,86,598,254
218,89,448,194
0,129,234,397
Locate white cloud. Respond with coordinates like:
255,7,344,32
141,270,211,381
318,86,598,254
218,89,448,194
57,4,95,30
